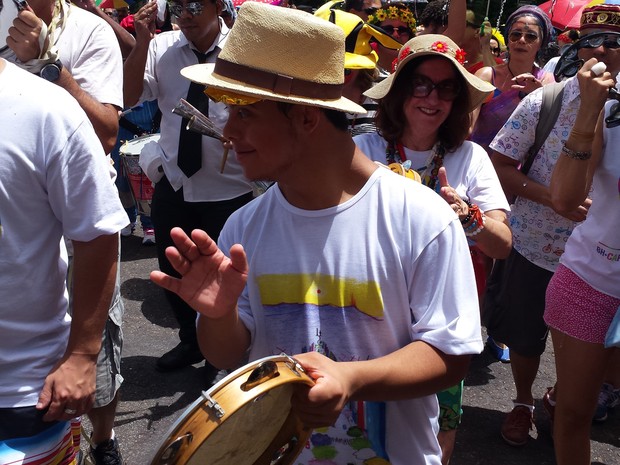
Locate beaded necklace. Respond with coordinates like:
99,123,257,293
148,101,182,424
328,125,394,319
386,140,446,192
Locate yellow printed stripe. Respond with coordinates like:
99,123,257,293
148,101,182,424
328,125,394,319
257,274,384,319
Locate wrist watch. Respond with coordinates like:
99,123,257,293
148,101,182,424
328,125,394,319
40,59,64,82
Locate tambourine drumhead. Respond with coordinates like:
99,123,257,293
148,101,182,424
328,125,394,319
119,133,160,157
0,0,20,52
151,355,314,465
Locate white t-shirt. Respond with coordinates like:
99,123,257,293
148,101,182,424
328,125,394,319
559,100,620,298
354,132,510,214
56,5,123,108
139,28,252,202
218,168,483,465
0,61,128,407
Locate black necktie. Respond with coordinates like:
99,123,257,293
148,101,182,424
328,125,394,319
177,49,216,178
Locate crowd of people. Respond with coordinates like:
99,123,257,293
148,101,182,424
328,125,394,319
0,0,618,464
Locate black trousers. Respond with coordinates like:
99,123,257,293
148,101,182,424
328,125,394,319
150,176,253,347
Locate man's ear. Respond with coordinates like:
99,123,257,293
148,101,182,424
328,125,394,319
215,0,223,15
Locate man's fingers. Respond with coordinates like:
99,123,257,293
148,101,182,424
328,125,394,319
150,270,182,294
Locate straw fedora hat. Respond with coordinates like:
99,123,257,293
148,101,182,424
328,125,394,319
364,34,495,112
181,2,366,114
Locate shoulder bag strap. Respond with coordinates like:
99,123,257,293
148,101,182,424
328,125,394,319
521,80,567,175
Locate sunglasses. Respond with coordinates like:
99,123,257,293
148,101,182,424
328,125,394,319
364,7,377,14
579,34,620,49
554,32,620,81
381,25,413,36
168,1,204,18
466,21,481,29
508,31,539,44
410,74,461,101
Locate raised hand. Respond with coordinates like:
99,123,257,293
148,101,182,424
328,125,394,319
133,1,158,42
150,227,248,319
7,6,45,62
438,166,470,220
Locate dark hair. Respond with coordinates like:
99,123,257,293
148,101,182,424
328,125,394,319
375,56,471,151
276,102,349,132
418,0,449,29
344,0,364,12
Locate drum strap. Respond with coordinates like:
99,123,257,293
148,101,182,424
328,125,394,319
119,115,148,137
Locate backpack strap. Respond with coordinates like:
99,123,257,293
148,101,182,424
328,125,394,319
521,80,567,175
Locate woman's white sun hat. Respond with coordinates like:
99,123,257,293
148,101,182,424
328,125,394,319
364,34,495,112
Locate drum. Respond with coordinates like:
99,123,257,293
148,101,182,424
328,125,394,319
119,134,160,217
150,354,315,465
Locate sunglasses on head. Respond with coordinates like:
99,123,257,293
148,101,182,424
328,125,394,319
410,74,461,101
381,25,412,36
168,1,204,18
508,31,539,44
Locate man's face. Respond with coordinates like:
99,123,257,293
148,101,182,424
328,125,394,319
578,28,620,77
168,0,220,49
223,100,303,182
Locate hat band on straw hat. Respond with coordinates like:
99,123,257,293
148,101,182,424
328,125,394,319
213,58,344,99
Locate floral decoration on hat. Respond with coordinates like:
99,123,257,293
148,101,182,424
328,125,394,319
391,40,467,72
368,4,417,30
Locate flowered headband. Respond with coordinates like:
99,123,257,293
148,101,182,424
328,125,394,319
392,39,466,73
367,4,417,30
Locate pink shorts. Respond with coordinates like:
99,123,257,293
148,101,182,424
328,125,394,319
544,265,620,344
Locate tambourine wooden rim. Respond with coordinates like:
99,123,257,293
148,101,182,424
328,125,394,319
150,354,315,465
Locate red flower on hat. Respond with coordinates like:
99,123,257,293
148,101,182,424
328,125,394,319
399,46,411,61
455,48,467,65
391,57,399,73
431,41,448,52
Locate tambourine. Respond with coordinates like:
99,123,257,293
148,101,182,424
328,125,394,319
0,0,26,53
150,354,315,465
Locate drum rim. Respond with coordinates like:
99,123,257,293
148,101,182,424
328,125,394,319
150,354,313,465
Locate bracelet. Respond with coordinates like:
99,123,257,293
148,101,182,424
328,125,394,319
562,145,592,160
466,214,486,238
459,199,474,225
462,203,483,230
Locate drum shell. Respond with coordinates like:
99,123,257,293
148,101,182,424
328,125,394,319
119,134,160,217
150,355,314,465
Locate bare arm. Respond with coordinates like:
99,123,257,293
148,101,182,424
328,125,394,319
491,150,591,223
550,58,611,214
56,69,120,153
8,8,120,153
37,233,119,421
292,343,471,427
123,2,158,107
443,0,465,45
438,167,512,259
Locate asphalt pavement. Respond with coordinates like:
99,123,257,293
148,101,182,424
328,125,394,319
86,229,620,465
